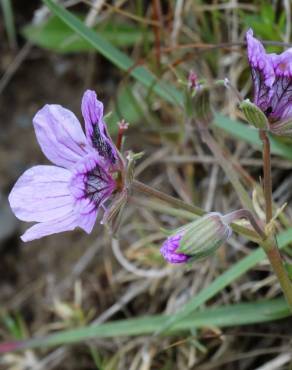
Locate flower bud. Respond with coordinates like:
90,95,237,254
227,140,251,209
160,213,232,264
239,99,269,130
188,70,198,90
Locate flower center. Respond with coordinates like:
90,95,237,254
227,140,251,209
85,165,116,207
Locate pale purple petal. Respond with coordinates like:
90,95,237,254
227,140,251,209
81,90,118,164
77,204,98,233
266,50,292,121
82,90,104,140
21,212,79,242
246,29,292,122
160,233,190,264
33,104,91,169
8,166,74,222
270,49,292,77
246,29,275,113
246,29,275,87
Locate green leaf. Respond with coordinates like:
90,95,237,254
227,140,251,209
105,84,145,132
23,16,153,52
214,113,292,160
43,0,182,106
0,298,289,352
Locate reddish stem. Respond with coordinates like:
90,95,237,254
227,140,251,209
259,130,273,223
116,120,129,151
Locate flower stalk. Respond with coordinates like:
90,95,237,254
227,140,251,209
261,236,292,311
132,180,262,242
259,129,273,223
222,209,266,240
132,179,204,216
258,130,292,311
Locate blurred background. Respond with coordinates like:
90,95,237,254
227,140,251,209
1,1,292,369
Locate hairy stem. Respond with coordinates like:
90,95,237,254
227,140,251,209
222,209,266,240
261,237,292,311
132,180,261,241
259,130,273,223
258,130,292,311
132,179,204,216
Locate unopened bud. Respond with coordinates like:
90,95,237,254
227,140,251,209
160,213,232,264
239,99,269,129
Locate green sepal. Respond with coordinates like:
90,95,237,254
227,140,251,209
177,213,231,261
239,99,269,130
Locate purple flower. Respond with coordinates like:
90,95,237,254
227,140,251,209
9,90,121,242
246,29,292,122
160,234,190,264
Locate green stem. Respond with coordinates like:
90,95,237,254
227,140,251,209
132,179,204,216
223,209,266,240
259,130,273,223
258,130,292,312
132,180,260,241
261,237,292,311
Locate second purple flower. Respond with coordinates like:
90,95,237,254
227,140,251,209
246,29,292,124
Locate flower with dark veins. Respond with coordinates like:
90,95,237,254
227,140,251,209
9,90,123,242
246,29,292,124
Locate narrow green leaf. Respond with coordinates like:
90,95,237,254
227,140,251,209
43,0,182,106
0,299,288,352
23,16,153,52
215,113,292,160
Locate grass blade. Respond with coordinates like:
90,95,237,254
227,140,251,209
1,0,17,49
215,113,292,160
43,0,182,106
0,298,288,353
